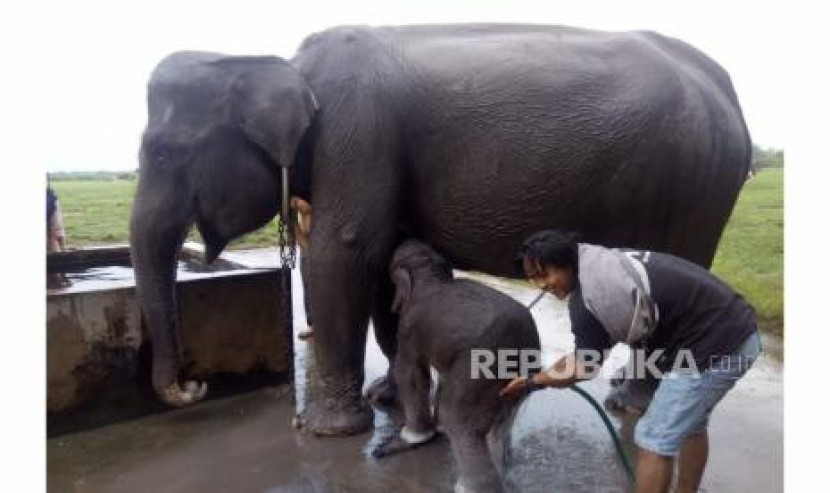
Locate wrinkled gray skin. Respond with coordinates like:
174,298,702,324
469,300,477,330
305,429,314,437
373,240,540,493
130,53,316,406
130,24,751,433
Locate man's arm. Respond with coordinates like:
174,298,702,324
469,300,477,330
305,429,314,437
531,351,588,388
500,351,598,398
501,285,611,399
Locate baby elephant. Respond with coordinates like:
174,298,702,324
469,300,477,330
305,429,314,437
377,240,540,493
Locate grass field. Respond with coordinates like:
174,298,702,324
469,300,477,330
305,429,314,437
53,179,137,246
52,169,784,335
711,169,784,336
52,179,281,249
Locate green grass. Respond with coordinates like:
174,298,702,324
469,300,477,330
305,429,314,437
53,180,137,246
52,169,784,335
52,179,280,249
711,169,784,336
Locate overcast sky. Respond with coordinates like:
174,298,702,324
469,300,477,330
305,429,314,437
41,0,786,171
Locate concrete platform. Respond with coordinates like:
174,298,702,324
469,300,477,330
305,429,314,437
47,247,783,492
47,245,290,435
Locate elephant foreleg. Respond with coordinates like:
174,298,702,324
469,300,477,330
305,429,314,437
395,351,435,438
301,247,374,435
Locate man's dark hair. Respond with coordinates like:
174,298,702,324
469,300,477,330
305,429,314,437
514,229,581,277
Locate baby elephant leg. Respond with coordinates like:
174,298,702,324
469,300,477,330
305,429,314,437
446,429,503,493
372,353,436,458
395,350,436,440
441,361,505,493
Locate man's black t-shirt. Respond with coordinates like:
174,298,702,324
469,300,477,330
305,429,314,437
569,250,757,371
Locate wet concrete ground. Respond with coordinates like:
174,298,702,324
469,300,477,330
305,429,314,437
47,248,783,492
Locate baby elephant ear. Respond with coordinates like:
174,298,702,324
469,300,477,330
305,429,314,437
390,268,412,314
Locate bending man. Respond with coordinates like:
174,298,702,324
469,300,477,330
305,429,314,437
501,230,761,493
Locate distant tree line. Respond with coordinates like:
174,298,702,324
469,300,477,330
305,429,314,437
47,146,783,181
752,144,784,170
48,170,137,181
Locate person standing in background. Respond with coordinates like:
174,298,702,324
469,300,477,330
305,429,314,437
47,186,67,253
292,197,314,340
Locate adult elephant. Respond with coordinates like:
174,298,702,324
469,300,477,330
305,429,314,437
130,24,751,435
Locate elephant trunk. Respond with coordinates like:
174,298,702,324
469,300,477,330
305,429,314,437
129,188,207,407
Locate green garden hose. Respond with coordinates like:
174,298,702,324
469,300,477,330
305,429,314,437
568,384,636,485
525,291,636,485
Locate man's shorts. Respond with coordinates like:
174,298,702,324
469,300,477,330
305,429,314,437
634,329,763,456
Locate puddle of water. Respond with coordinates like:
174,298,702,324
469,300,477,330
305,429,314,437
47,258,244,293
54,264,134,283
46,253,783,492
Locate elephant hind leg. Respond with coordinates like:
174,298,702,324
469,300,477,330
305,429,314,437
372,351,436,459
371,272,399,358
446,430,503,493
669,202,733,268
366,274,401,409
439,361,506,493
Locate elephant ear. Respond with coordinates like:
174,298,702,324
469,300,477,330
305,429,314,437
227,56,317,169
391,268,412,314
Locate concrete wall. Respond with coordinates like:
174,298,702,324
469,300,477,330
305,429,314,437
47,269,289,415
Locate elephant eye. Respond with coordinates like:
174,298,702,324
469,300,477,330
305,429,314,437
156,143,174,163
145,140,185,166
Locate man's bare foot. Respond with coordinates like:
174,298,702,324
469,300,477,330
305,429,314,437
298,326,314,340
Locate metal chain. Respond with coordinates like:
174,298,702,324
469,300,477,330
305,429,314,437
278,217,298,270
278,215,298,417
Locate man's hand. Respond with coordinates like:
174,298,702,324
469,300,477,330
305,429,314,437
500,376,530,399
501,352,589,400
